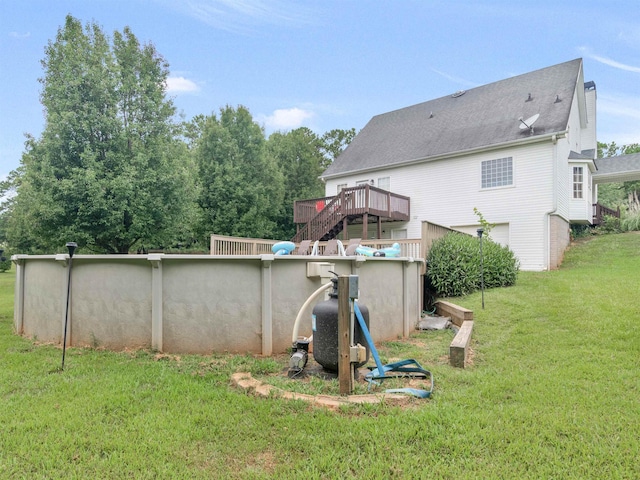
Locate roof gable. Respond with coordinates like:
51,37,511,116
323,58,584,178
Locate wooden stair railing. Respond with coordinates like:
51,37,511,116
292,193,345,242
292,185,411,243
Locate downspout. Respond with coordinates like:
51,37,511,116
545,133,564,269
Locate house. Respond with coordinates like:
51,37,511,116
295,58,611,271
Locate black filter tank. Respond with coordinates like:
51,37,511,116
312,277,370,372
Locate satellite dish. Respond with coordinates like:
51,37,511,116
519,113,540,131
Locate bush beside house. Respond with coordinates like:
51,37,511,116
426,233,519,297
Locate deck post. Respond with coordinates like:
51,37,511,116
362,213,368,239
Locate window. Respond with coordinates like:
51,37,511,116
481,157,513,189
336,183,347,194
573,166,583,199
377,177,390,191
391,229,407,239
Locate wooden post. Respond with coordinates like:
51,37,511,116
338,276,353,395
421,221,429,260
362,213,368,240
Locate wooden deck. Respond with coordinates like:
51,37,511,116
292,185,410,242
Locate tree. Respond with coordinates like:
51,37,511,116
319,128,356,169
4,16,193,253
195,106,285,240
597,141,640,159
268,127,326,238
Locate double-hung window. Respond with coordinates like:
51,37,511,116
573,167,583,199
377,177,390,191
481,157,513,189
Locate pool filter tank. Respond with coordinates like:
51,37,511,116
312,276,370,372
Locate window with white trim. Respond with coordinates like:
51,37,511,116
573,166,583,199
377,177,390,191
481,157,513,189
336,183,347,194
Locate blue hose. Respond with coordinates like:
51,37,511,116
354,301,433,398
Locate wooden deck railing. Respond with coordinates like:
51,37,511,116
360,239,421,258
592,203,620,225
210,234,279,255
210,222,459,258
292,185,410,242
292,194,344,243
294,185,410,224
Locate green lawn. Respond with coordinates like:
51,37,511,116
1,233,639,479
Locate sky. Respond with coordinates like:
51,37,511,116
1,0,639,180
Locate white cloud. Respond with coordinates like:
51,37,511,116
431,68,478,88
165,76,200,93
9,31,30,39
599,94,640,120
590,54,640,74
598,94,640,144
157,0,318,34
578,47,640,74
260,107,314,131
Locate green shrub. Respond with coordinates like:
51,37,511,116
481,239,519,288
570,224,592,240
0,250,10,272
621,211,640,232
596,215,622,234
426,232,518,297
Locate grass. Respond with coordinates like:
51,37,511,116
1,233,639,478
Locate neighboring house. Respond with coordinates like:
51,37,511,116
297,58,609,271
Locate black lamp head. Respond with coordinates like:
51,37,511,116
66,242,78,258
477,228,484,238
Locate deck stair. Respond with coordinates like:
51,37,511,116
292,184,410,243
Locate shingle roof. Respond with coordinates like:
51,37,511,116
322,58,584,179
593,153,640,183
569,150,595,160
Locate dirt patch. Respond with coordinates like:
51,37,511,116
231,372,418,410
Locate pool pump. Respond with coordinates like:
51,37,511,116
312,275,369,373
288,339,310,377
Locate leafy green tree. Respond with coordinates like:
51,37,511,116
195,106,285,240
597,141,640,158
319,128,356,169
268,127,326,238
4,16,193,254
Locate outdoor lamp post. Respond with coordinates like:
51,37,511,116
477,228,485,309
61,242,78,370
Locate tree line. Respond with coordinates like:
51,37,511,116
0,16,355,254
